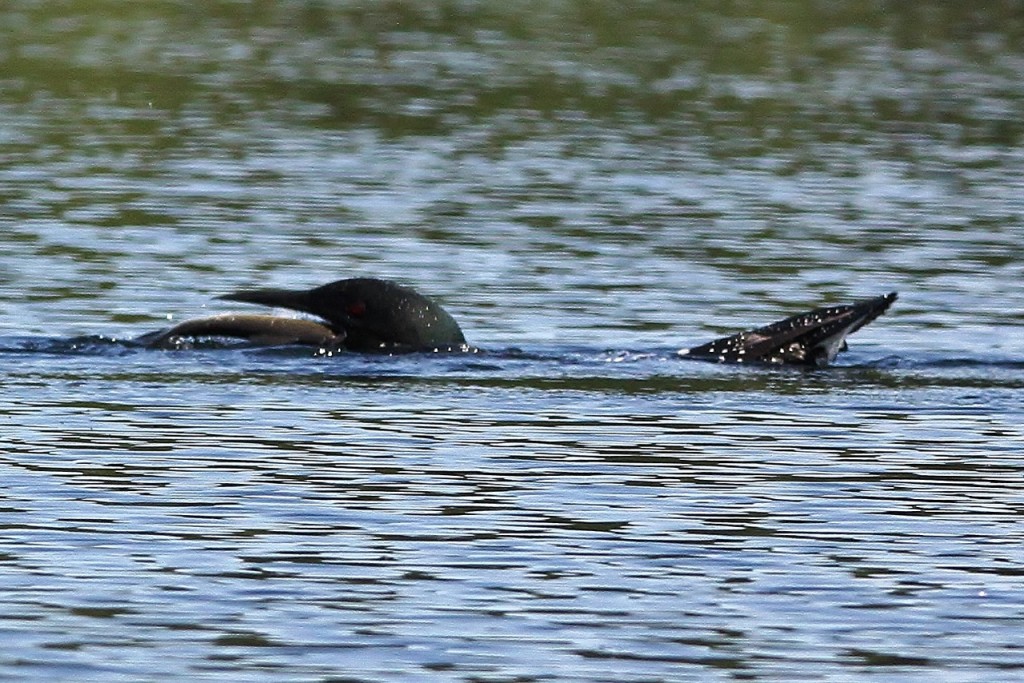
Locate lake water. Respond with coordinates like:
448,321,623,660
1,2,1023,681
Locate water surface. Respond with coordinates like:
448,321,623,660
2,2,1023,681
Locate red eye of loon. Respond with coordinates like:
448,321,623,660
346,301,367,317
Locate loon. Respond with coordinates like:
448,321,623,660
142,277,467,352
141,276,895,366
679,292,897,366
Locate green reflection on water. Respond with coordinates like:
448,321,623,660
4,0,1022,144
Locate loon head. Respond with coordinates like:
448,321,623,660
219,277,466,352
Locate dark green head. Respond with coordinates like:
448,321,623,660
219,277,466,352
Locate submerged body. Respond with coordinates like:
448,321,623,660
142,276,895,366
680,292,898,367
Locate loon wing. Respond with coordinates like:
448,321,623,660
680,292,897,366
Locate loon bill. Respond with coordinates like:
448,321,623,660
679,292,897,367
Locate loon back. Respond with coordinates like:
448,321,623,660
680,292,897,367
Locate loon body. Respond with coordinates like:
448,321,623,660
680,292,897,367
141,276,895,366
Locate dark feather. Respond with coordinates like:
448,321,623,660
681,292,897,366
